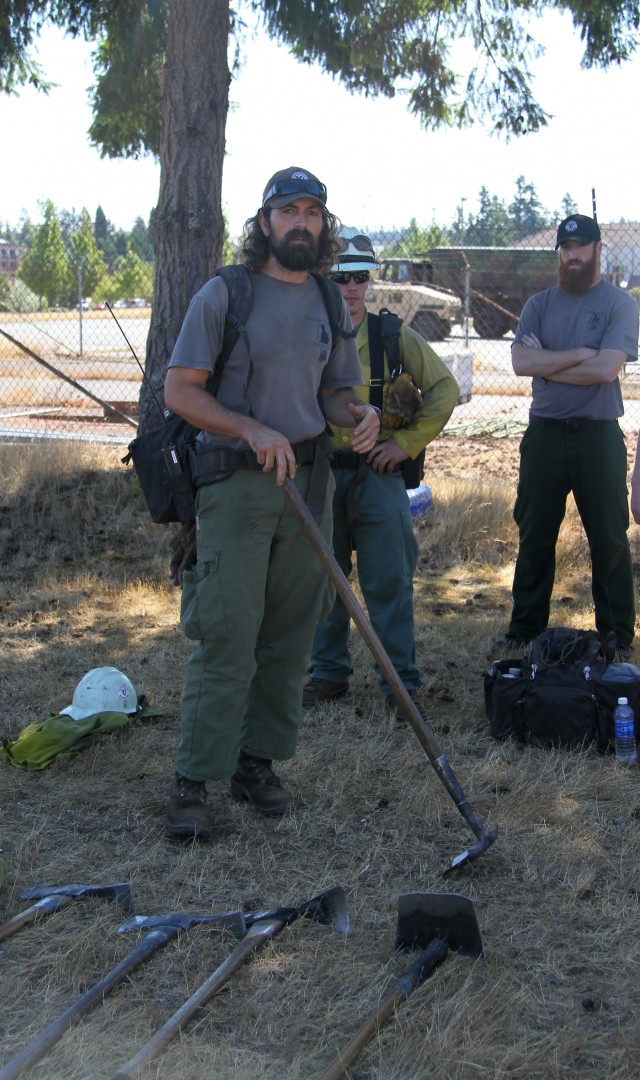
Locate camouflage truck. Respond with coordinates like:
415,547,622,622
365,257,463,342
422,246,558,339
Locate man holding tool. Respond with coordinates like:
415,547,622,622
496,213,638,657
163,168,379,839
302,228,459,721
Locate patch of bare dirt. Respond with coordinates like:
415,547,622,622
426,434,521,487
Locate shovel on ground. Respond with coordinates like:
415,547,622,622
318,891,483,1080
0,881,133,943
109,886,349,1080
283,476,498,873
0,907,246,1080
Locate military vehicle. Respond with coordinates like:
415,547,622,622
365,258,463,342
422,246,558,339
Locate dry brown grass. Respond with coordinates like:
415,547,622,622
1,440,640,1080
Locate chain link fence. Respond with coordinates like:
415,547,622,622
2,223,640,451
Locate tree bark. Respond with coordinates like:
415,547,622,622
141,0,230,431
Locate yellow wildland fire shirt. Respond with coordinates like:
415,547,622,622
328,316,459,460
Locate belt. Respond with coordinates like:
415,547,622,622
191,434,333,525
528,416,609,431
332,449,403,473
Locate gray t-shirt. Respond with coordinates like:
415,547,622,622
514,279,639,419
169,271,363,449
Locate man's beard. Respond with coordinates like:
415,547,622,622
269,229,320,271
558,248,598,294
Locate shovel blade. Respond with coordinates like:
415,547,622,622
395,892,483,958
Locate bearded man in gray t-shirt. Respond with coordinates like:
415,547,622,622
164,167,380,839
495,213,639,658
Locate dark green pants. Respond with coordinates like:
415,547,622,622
508,419,635,645
176,467,334,781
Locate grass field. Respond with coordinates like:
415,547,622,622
0,438,639,1080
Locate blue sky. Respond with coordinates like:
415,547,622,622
2,10,639,235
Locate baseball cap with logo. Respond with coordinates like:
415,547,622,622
555,214,601,249
262,167,328,209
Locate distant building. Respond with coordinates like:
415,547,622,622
513,223,640,289
0,240,20,279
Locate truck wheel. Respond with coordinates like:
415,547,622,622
472,304,508,339
411,312,450,341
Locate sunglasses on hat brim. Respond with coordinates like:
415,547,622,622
263,179,327,205
330,271,371,285
339,234,372,252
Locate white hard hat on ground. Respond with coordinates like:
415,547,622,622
60,667,138,721
331,227,380,273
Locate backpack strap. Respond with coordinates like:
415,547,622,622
213,264,254,393
366,308,404,410
311,272,358,345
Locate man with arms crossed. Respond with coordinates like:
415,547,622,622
498,213,638,657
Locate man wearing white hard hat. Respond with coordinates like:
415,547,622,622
303,228,459,721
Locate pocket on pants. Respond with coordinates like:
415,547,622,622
180,555,228,641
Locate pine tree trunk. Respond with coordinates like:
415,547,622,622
141,0,230,431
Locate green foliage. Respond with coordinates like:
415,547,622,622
67,208,108,298
19,199,73,307
382,218,450,257
463,186,515,246
111,242,153,301
509,175,551,239
2,1,640,154
88,1,167,158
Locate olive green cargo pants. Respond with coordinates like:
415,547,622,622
176,466,334,781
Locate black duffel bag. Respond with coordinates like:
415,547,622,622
485,627,609,750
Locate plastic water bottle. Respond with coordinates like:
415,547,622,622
408,484,432,519
613,697,637,766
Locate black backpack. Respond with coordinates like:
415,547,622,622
367,308,425,489
125,266,353,524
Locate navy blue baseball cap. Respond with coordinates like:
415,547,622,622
262,167,328,209
555,214,601,249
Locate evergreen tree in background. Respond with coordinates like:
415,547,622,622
2,2,638,424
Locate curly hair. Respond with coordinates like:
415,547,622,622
241,207,343,275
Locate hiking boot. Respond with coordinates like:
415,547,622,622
230,752,292,816
489,633,530,657
389,688,428,725
605,632,633,663
167,773,211,840
302,677,349,707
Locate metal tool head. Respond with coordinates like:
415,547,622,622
244,885,349,934
117,909,246,937
444,826,499,876
395,892,484,959
18,882,134,910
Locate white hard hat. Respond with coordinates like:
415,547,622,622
60,667,138,721
331,227,380,273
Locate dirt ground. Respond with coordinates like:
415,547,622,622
425,434,521,486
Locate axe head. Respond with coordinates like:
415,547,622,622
244,885,349,934
395,892,484,958
117,910,246,937
18,882,133,911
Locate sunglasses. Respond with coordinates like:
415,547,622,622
339,234,372,252
330,271,371,285
263,179,327,205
